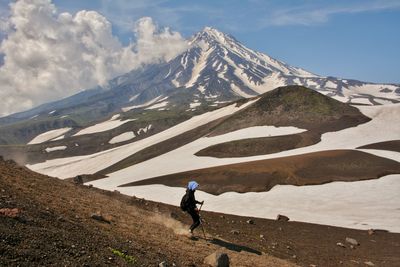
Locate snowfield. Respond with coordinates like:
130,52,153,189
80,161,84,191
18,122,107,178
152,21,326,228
27,102,400,232
28,128,72,145
109,132,136,144
74,118,136,136
110,174,400,233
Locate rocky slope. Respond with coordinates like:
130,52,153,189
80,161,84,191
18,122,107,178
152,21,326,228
1,158,399,266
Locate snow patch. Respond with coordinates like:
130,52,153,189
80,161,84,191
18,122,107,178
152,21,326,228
350,98,372,105
137,124,152,135
74,119,136,136
185,46,214,88
109,132,136,144
109,114,121,120
325,81,337,89
190,102,201,108
374,98,395,105
45,146,67,152
145,101,169,110
122,96,164,112
51,135,65,141
28,128,72,145
129,94,140,102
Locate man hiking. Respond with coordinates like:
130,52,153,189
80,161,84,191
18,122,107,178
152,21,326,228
180,181,204,234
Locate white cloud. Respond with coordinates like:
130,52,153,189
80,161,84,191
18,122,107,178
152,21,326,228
0,0,188,116
262,1,400,27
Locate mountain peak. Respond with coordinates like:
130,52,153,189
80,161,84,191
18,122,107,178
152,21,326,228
202,26,223,35
191,26,235,46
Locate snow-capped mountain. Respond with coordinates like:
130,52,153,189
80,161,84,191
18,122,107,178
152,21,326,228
0,27,399,145
113,26,399,107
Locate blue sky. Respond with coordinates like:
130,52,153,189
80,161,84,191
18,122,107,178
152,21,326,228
49,0,400,84
1,0,400,83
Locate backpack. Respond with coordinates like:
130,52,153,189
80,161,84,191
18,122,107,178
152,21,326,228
180,192,189,211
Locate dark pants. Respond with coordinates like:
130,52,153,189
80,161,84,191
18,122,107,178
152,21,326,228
188,209,200,231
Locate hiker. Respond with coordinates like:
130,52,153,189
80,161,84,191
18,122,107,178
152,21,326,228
180,181,204,234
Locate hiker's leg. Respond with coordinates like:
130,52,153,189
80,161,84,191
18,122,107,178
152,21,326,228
189,210,200,231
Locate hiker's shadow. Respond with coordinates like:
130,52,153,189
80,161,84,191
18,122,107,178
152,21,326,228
210,238,262,255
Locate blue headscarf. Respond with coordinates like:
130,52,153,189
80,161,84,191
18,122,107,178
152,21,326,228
188,181,199,191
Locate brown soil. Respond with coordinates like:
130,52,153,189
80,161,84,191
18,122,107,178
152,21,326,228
1,158,399,266
195,131,320,158
125,150,400,195
358,140,400,152
0,157,295,267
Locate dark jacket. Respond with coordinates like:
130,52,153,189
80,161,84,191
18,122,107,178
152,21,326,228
186,189,201,211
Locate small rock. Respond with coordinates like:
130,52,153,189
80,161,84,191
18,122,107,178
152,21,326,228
204,251,229,267
90,213,111,224
73,175,83,184
367,229,375,235
159,261,168,267
230,230,240,235
276,214,290,221
246,219,254,225
113,190,120,194
259,234,264,239
336,242,346,248
310,265,317,267
0,208,20,218
345,237,359,246
87,184,93,188
292,255,297,259
364,261,375,266
220,215,225,219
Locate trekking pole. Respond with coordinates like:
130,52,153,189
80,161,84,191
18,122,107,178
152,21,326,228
198,203,207,241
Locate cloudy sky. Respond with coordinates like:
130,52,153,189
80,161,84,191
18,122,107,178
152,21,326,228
0,0,399,116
